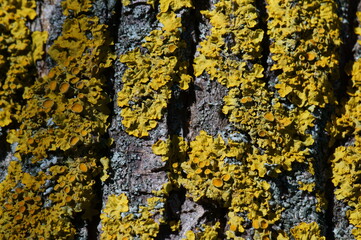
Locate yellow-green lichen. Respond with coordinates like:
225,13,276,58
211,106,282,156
100,157,110,182
0,158,100,239
0,0,114,238
183,222,220,240
327,11,361,239
152,135,189,185
193,0,317,179
290,222,325,240
100,193,165,240
267,0,340,107
61,0,92,16
153,131,282,239
7,13,114,162
0,0,47,127
117,0,193,137
150,0,340,237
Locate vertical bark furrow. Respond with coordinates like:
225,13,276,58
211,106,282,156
326,2,361,239
2,0,361,239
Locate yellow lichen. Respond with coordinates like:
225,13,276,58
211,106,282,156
0,0,113,238
61,0,92,16
267,0,340,107
0,0,47,127
290,222,325,240
117,0,193,137
7,12,114,162
327,11,361,239
100,194,165,240
153,131,282,238
182,222,220,240
100,157,110,182
0,158,100,239
193,0,320,180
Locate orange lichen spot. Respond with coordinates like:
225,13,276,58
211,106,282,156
204,169,212,175
195,168,203,174
258,130,267,137
71,103,83,113
168,44,177,52
72,67,80,75
59,181,66,188
198,161,206,168
43,99,54,108
48,69,56,78
252,220,260,229
318,28,325,34
70,77,80,84
259,219,269,229
230,224,237,232
69,175,76,182
28,209,36,215
9,83,16,90
59,82,70,93
70,136,80,146
222,173,231,182
212,178,223,188
49,81,57,90
79,163,88,172
65,196,72,202
14,215,22,221
34,196,41,202
19,205,26,213
76,81,84,89
306,52,317,61
15,188,23,194
240,96,253,103
264,112,275,121
27,138,34,144
24,196,32,201
64,186,71,193
4,203,13,210
81,129,88,136
192,157,200,163
57,166,66,173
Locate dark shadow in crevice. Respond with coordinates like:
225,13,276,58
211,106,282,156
86,174,104,240
198,198,228,239
156,187,187,239
310,107,335,240
160,2,213,239
85,1,124,238
335,0,358,102
166,0,210,137
0,130,11,182
322,1,359,239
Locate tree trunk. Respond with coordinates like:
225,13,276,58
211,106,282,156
0,0,360,239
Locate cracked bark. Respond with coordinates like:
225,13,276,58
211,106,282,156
1,0,361,239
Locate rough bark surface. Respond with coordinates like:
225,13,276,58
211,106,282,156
1,0,361,239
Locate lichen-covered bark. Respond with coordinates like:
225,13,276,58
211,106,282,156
1,0,361,239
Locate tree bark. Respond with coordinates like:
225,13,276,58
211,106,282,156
0,0,361,239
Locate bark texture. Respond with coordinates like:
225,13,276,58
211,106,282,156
1,0,361,239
